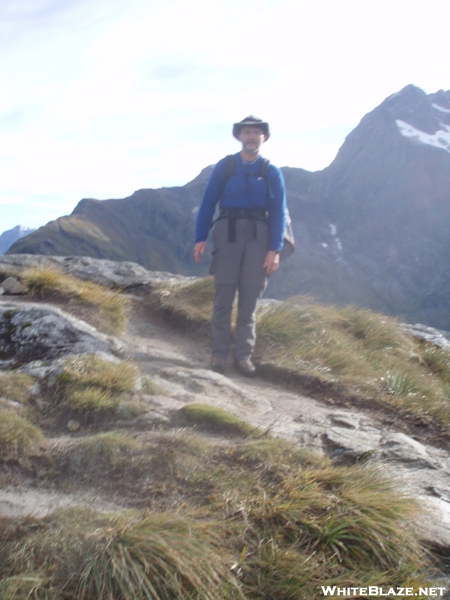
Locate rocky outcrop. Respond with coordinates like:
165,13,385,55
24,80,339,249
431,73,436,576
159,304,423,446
0,254,195,290
401,322,450,349
0,276,27,295
0,300,123,370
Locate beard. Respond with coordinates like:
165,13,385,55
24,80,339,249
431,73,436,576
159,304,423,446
242,141,260,155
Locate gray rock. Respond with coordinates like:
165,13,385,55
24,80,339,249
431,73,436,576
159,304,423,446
0,397,24,412
329,412,361,429
0,255,196,290
0,287,4,296
1,277,27,295
137,411,170,425
0,302,121,368
401,323,450,349
324,426,436,469
426,484,450,503
67,420,80,432
380,432,435,468
324,426,381,461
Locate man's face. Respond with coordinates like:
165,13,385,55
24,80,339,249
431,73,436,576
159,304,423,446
238,126,267,154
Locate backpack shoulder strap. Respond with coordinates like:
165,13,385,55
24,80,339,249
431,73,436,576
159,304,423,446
219,155,236,203
259,158,270,178
259,158,271,201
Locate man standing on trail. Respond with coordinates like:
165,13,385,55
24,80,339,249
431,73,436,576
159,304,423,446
194,116,287,377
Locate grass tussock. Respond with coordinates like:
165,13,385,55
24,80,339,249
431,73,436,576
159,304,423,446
59,355,137,392
0,508,244,600
0,436,436,599
0,409,45,460
211,442,433,598
53,355,145,421
0,372,35,404
181,403,260,437
149,280,450,425
257,297,450,425
78,431,142,466
152,277,215,329
21,266,127,334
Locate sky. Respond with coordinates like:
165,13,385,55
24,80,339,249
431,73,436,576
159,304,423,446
1,0,449,233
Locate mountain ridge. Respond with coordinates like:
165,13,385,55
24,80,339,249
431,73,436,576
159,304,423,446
8,84,450,328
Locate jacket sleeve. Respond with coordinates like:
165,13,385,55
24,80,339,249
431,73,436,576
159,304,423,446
195,159,226,243
267,166,287,252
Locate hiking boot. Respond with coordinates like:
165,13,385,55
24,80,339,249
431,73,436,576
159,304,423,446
234,358,257,377
210,356,226,374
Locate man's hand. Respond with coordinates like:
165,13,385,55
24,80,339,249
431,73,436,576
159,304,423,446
194,241,206,263
263,250,280,275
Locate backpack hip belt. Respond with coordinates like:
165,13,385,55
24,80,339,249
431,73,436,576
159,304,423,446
215,208,268,243
217,208,268,243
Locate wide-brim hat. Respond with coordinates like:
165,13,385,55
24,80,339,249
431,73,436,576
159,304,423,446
233,115,270,139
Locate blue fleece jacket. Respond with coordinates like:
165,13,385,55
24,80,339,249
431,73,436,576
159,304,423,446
195,153,286,252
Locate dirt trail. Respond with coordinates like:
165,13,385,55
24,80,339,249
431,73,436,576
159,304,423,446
125,297,344,448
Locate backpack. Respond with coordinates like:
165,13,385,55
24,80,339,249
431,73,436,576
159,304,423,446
219,154,295,261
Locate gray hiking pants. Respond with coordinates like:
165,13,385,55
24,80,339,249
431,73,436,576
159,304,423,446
209,217,269,361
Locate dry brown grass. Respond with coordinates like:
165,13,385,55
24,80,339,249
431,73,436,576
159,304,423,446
148,279,450,425
0,436,437,599
257,298,450,424
21,266,127,334
52,355,148,421
0,372,35,404
152,277,214,330
0,508,244,599
0,409,45,460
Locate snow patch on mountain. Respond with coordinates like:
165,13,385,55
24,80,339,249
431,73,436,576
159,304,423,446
0,226,36,255
396,119,450,154
432,103,450,114
329,224,343,252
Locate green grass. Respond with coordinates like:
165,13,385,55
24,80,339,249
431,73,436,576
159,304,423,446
0,409,45,460
20,265,127,335
77,432,142,466
207,441,434,599
181,403,260,437
56,355,138,415
58,355,137,392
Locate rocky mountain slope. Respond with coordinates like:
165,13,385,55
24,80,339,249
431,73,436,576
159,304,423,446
1,256,450,596
0,226,35,255
285,85,450,329
8,85,450,329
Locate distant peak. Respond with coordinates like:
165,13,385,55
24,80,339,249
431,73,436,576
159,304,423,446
12,225,34,233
